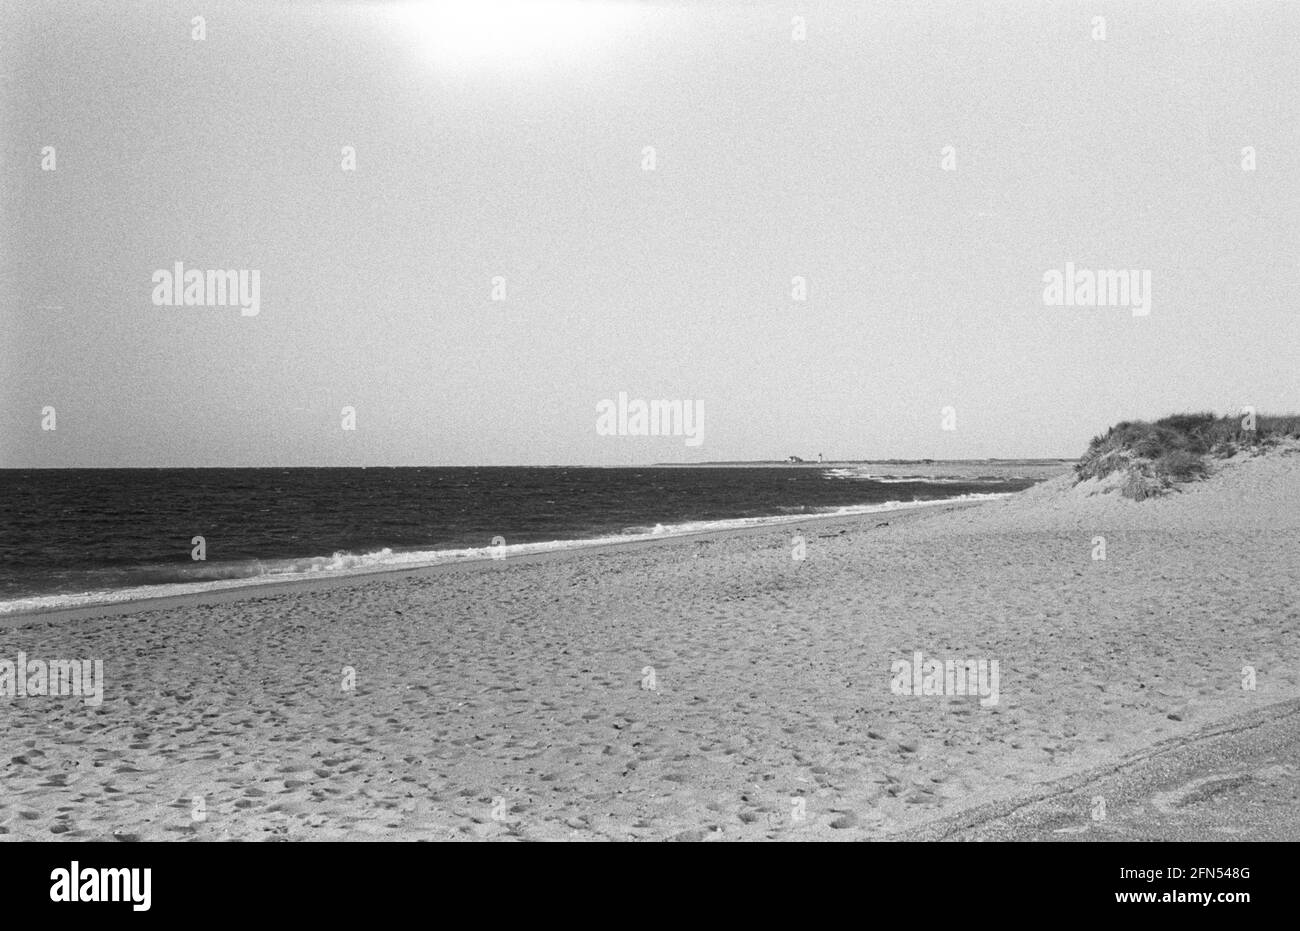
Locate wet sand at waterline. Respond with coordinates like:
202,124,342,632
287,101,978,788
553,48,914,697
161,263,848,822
2,451,1297,840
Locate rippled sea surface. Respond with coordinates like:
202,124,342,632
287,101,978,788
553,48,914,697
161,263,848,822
0,467,1035,607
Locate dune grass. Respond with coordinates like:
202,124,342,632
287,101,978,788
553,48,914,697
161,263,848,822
1075,412,1300,499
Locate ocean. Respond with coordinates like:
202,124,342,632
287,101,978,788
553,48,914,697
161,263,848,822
0,466,1036,615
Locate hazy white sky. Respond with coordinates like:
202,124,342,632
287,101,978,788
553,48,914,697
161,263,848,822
3,0,1298,467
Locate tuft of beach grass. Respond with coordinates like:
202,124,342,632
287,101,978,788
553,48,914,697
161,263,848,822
1075,412,1300,499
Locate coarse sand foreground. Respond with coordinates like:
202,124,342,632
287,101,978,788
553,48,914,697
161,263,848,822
1,450,1298,841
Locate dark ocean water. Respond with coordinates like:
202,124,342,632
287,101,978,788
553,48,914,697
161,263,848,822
0,467,1035,612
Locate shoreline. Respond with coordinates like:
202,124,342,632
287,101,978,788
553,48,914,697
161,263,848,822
1,495,986,628
651,459,1075,475
2,461,1074,624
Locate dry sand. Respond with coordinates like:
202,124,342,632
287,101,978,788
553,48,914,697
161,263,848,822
1,449,1297,841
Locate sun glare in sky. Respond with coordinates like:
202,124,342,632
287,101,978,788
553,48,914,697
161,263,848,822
381,0,646,74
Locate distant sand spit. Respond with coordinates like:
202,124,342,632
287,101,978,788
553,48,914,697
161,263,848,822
1,450,1296,840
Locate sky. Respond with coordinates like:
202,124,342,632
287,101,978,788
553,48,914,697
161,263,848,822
2,0,1298,467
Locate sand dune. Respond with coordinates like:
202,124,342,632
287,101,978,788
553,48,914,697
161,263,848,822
2,448,1297,840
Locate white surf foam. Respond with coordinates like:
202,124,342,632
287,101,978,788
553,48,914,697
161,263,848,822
0,493,1009,618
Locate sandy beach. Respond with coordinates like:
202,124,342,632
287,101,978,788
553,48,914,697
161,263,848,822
2,450,1297,841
